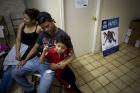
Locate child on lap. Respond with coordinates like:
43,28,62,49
40,35,81,93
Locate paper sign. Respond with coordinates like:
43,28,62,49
101,18,119,56
124,36,129,43
126,29,132,36
75,0,88,8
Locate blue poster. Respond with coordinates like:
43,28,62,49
101,18,119,56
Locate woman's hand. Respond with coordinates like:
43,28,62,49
16,60,27,68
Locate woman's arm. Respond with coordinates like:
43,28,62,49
15,22,24,61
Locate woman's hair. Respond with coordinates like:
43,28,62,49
24,8,40,21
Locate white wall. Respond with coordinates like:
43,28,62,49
24,0,64,29
94,0,140,53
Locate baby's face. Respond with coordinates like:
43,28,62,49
55,42,67,54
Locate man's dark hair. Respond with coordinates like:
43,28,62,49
24,8,40,21
36,12,55,24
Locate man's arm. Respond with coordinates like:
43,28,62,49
51,49,75,70
61,54,75,66
40,45,48,64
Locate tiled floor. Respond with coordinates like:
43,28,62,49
12,43,140,93
70,43,140,93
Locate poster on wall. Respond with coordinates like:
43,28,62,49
101,17,119,56
74,0,88,8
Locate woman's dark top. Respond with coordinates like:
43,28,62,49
21,24,38,46
20,24,39,59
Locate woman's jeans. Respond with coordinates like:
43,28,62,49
12,57,55,93
0,65,15,93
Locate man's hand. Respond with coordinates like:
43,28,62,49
58,61,67,69
50,63,61,70
43,45,48,52
16,60,27,68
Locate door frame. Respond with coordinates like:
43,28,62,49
92,0,102,53
60,0,65,30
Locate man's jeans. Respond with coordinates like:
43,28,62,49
12,56,55,93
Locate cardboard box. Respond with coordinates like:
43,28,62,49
124,28,132,43
135,39,140,48
128,20,140,46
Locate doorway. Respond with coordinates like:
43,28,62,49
64,0,100,56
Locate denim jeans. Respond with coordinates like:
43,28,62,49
0,65,15,93
12,56,55,93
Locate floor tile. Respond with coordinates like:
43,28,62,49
126,70,139,81
109,60,121,67
111,69,124,77
97,66,109,75
132,67,140,75
115,51,124,56
97,76,110,86
104,57,114,62
119,75,134,85
80,84,93,93
104,63,116,71
90,69,101,78
79,60,89,66
81,72,94,82
84,64,95,71
121,87,136,93
85,57,95,63
71,61,83,69
118,65,130,74
76,66,89,75
104,72,117,81
93,54,102,60
116,57,126,64
124,62,135,70
99,59,108,65
105,83,120,93
95,88,108,93
88,79,103,91
91,61,102,68
113,79,127,90
130,82,140,93
76,76,86,86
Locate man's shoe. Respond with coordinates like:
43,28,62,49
24,89,37,93
30,89,37,93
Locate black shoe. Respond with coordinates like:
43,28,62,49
30,89,37,93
